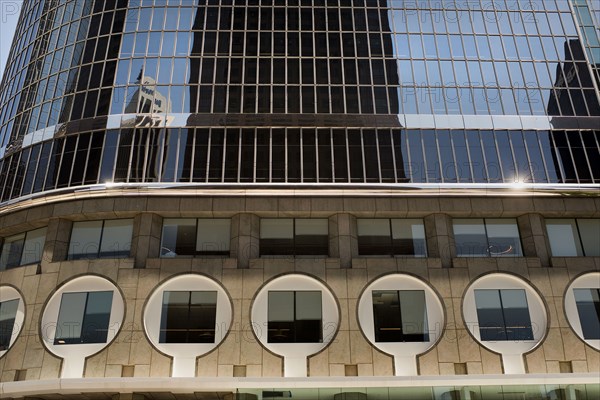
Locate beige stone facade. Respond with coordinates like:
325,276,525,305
0,193,599,398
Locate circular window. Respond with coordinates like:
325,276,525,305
250,274,339,377
564,272,600,350
40,275,125,378
0,286,25,358
357,273,445,376
143,273,233,377
462,273,547,374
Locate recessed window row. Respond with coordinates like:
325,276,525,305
1,128,598,203
4,271,598,377
3,216,597,271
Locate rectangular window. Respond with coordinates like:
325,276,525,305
574,289,600,340
475,289,533,341
159,291,217,344
372,290,429,342
357,219,427,257
260,219,328,256
546,219,600,257
161,219,231,257
0,299,19,351
268,291,322,343
68,219,133,260
0,227,47,270
54,291,113,345
453,219,522,257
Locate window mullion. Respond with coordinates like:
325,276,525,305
497,289,509,341
482,219,491,257
292,219,296,257
186,291,192,344
94,220,105,258
293,291,297,343
79,292,91,344
388,218,394,257
396,290,404,342
574,219,586,257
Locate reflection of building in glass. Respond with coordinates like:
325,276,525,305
548,39,600,184
124,75,171,115
0,1,599,398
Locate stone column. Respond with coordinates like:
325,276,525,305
424,213,455,268
130,213,163,268
230,213,260,269
42,218,72,264
329,213,358,269
517,213,551,267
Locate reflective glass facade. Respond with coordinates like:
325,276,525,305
0,0,599,204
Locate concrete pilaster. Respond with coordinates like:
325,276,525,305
517,213,551,267
230,213,260,268
130,213,163,268
329,213,358,269
42,218,72,264
424,213,455,268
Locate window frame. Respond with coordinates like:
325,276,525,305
67,219,133,260
40,275,125,378
259,218,329,257
142,274,233,377
474,288,534,342
267,290,323,344
250,273,339,378
546,218,600,257
159,290,218,344
372,289,430,343
564,272,600,350
160,218,231,257
573,288,600,340
53,290,114,345
357,218,427,257
462,273,547,374
0,286,24,358
453,218,523,257
0,227,47,270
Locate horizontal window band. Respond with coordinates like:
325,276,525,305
3,114,600,157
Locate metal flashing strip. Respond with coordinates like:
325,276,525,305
1,374,599,397
0,182,598,217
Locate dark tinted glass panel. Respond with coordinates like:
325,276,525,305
261,219,327,256
0,299,19,351
372,290,429,342
0,235,25,270
475,290,507,341
454,219,521,257
160,291,217,344
54,291,113,345
574,289,600,340
357,219,392,255
475,289,533,341
260,219,294,256
161,219,196,257
268,291,322,344
294,219,328,256
500,289,534,341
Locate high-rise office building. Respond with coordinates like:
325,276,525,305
0,1,599,399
